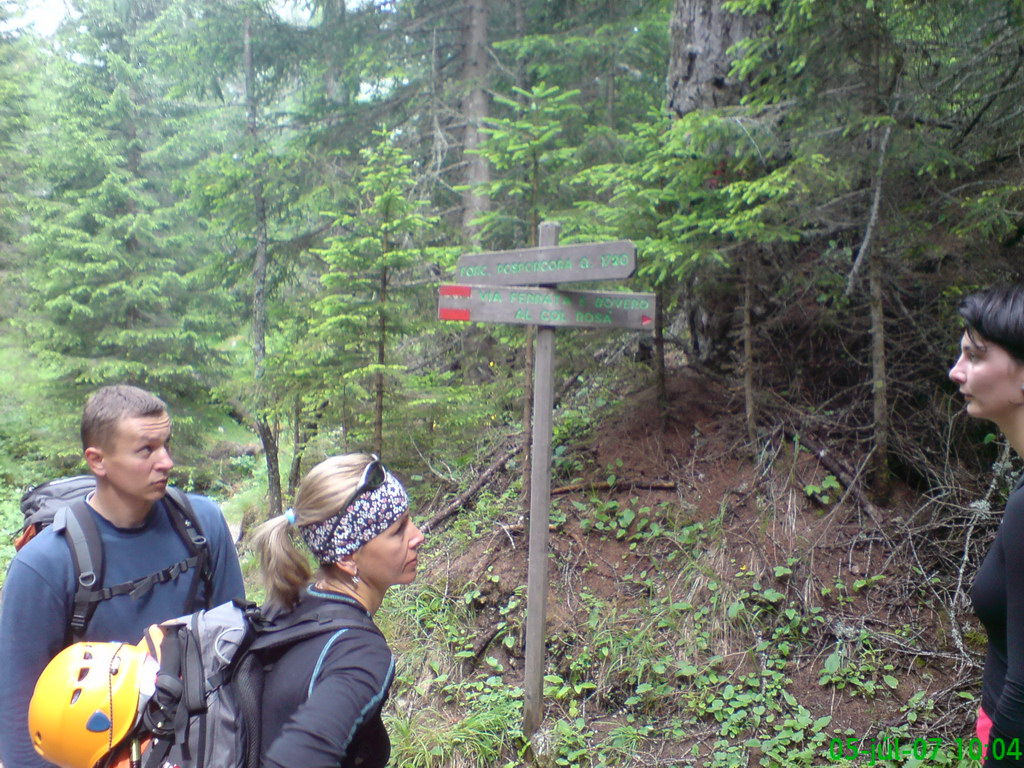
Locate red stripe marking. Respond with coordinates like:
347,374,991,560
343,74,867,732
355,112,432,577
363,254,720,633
439,285,473,297
439,308,471,321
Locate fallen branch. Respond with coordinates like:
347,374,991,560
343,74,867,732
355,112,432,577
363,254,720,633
422,442,523,533
790,431,886,524
471,625,502,662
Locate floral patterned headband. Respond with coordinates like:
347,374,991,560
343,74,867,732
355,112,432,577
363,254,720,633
299,468,408,563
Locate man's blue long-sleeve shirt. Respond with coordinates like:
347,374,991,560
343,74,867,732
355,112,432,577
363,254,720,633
0,493,245,768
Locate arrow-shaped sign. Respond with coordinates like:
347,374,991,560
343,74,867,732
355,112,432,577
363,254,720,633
454,240,636,285
438,285,656,330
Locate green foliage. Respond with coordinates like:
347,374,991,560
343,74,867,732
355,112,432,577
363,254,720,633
0,478,22,576
0,2,1019,763
0,12,30,253
490,0,671,135
381,579,523,768
818,633,900,698
312,128,449,449
803,474,841,505
471,83,583,248
19,0,234,411
0,333,81,485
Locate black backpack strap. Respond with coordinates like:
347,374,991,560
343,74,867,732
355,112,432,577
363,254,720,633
142,613,215,768
55,490,214,641
163,487,214,611
248,602,382,655
143,626,186,768
52,501,104,643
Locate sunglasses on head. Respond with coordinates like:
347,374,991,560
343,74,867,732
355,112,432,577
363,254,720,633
341,455,387,510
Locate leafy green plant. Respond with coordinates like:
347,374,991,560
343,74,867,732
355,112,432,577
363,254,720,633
0,480,22,579
803,474,841,505
818,634,900,698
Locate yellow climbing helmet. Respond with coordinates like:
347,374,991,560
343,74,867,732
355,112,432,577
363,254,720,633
28,641,155,768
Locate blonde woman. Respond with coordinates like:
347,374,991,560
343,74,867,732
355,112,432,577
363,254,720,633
251,454,424,768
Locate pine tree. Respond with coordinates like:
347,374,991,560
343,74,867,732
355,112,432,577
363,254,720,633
0,3,29,260
21,0,232,410
314,129,444,454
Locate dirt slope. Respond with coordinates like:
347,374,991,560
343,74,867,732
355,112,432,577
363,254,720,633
429,365,975,765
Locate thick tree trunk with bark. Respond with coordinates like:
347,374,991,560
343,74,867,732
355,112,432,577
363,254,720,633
667,0,766,371
374,261,388,455
666,0,766,118
321,0,347,103
460,0,490,245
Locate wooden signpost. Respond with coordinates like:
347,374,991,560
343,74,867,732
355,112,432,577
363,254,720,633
437,223,656,740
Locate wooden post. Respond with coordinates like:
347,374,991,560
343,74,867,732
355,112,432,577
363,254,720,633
435,225,654,742
523,221,559,738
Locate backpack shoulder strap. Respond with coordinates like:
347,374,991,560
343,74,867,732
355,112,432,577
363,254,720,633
55,492,215,640
52,500,104,643
249,601,382,655
162,488,215,610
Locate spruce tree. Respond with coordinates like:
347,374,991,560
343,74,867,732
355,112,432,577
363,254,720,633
314,129,443,454
22,0,232,409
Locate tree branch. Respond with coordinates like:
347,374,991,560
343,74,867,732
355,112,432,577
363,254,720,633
845,121,893,296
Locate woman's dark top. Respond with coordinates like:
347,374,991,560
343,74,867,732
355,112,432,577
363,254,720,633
260,587,395,768
973,476,1024,765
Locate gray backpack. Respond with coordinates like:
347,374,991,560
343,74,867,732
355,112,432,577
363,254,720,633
137,599,381,768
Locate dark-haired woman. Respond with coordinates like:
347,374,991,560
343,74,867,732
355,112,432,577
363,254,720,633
949,284,1024,766
251,454,424,768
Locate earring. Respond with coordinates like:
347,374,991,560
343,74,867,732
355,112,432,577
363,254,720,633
351,568,360,585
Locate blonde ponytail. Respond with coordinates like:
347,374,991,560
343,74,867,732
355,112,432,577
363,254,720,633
251,514,312,611
251,454,372,611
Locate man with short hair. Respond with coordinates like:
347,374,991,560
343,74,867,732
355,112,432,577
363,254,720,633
0,385,245,768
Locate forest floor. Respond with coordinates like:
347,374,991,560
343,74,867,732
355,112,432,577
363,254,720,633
417,363,981,766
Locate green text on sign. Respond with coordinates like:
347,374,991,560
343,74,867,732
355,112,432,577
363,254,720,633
454,240,636,286
438,285,655,330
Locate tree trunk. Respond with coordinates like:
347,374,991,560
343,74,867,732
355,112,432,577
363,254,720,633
321,0,347,103
869,247,890,501
512,0,527,93
288,396,302,497
244,16,282,517
604,0,616,123
288,398,327,496
655,283,667,417
848,117,892,501
375,261,387,455
666,0,766,118
460,0,490,246
742,249,757,448
667,0,766,371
